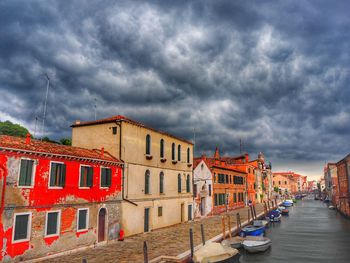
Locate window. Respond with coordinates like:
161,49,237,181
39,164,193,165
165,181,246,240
112,127,117,135
186,174,191,193
225,174,229,184
213,173,216,183
208,184,212,196
160,139,164,158
146,134,151,155
233,176,244,185
178,145,181,161
13,213,31,242
172,143,176,161
234,193,237,203
285,181,287,185
45,211,60,237
159,172,164,194
158,207,163,217
18,159,35,187
193,184,198,197
80,165,93,188
279,181,281,185
145,170,150,194
187,148,190,163
178,174,181,193
49,162,66,188
77,208,89,232
101,167,112,188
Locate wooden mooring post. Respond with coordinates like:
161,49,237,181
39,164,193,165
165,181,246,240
221,216,226,239
189,228,194,261
253,205,257,219
200,224,205,245
248,207,251,223
227,215,232,238
236,213,242,233
143,241,148,263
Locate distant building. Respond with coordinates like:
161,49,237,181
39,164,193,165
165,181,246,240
336,154,350,217
0,135,123,262
272,172,307,195
324,163,338,204
72,115,194,236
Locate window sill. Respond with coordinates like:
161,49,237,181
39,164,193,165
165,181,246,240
17,185,34,189
79,187,92,189
187,163,192,167
100,187,111,189
160,158,167,163
145,154,153,160
12,238,30,244
45,233,59,238
172,160,178,164
77,228,88,233
48,186,64,189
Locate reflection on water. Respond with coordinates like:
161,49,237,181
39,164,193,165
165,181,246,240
239,199,350,263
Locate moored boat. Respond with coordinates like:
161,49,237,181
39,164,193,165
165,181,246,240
281,209,289,216
221,236,244,249
328,205,335,210
282,200,293,207
242,236,272,253
240,225,265,237
253,220,269,228
267,210,281,222
277,206,286,211
193,242,241,263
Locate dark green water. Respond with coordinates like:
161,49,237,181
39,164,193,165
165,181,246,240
240,199,350,263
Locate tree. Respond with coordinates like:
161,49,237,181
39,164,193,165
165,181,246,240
274,186,279,193
60,138,72,146
42,137,59,144
0,120,30,137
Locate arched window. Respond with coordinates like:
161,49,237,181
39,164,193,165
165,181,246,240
172,143,176,161
178,174,181,193
178,145,181,161
187,148,190,163
160,139,164,158
186,174,190,193
146,135,151,155
145,170,150,194
159,172,164,194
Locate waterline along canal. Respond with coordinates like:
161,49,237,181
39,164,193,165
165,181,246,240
240,200,350,263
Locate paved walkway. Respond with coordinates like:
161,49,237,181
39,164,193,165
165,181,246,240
43,203,270,263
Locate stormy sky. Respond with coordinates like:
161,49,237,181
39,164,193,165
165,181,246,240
1,0,349,179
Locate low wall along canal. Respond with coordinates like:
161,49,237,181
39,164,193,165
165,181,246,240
240,199,350,263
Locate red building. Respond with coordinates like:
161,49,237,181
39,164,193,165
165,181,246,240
336,154,350,217
194,148,247,215
0,135,123,262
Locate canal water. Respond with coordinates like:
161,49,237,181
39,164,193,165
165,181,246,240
240,199,350,263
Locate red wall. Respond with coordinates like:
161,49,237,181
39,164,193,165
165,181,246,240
0,151,122,261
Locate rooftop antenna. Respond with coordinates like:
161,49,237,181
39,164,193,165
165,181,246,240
193,128,196,156
34,116,38,138
94,98,97,120
239,138,243,154
41,74,50,140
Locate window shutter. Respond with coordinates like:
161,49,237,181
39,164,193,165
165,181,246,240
87,167,93,187
107,169,112,187
14,214,29,240
60,164,66,187
19,160,28,186
50,163,57,186
145,172,149,194
25,160,33,186
101,168,106,187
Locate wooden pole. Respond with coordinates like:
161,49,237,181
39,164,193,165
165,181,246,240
221,216,226,239
250,205,254,220
253,205,257,219
227,215,232,238
189,229,194,261
143,241,148,263
248,207,251,223
236,213,241,232
200,224,205,245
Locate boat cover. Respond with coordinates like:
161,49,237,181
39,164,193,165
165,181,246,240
193,242,239,263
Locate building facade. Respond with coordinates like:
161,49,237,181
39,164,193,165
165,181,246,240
324,163,338,204
336,154,350,217
0,135,123,262
193,157,213,218
71,115,194,236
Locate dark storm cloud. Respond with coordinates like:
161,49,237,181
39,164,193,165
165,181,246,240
1,0,350,174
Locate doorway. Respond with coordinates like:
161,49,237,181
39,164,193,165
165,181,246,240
200,197,206,216
144,208,150,232
98,208,106,242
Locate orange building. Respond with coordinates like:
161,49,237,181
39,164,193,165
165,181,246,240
194,148,247,215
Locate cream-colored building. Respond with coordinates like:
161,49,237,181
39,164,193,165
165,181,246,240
71,115,194,236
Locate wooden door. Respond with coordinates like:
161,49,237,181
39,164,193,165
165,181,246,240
98,208,106,242
144,208,150,232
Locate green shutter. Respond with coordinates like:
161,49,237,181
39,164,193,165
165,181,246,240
101,168,106,187
25,160,33,186
80,167,85,187
145,171,149,194
107,169,112,187
60,164,66,187
19,160,28,186
87,167,93,187
50,163,57,186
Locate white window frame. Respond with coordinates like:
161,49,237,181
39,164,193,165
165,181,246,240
12,212,32,243
77,208,89,232
100,166,111,189
48,161,65,189
79,164,93,189
45,210,61,237
17,158,37,188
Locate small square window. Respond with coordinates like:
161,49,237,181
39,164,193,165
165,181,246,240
80,166,93,188
77,209,89,231
112,127,117,135
158,207,163,217
49,162,66,188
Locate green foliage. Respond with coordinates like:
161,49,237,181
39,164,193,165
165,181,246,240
42,137,59,144
0,120,30,137
60,138,72,146
274,186,279,193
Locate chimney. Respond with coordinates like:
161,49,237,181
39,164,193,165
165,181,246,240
75,120,81,125
214,147,220,160
100,147,105,157
25,134,31,145
201,152,207,161
245,153,249,163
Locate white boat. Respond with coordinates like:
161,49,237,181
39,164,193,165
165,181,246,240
328,205,335,210
253,220,269,227
242,236,272,253
277,206,286,211
193,242,241,263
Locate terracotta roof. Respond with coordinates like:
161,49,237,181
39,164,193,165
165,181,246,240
0,135,122,164
193,156,247,175
71,115,193,145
